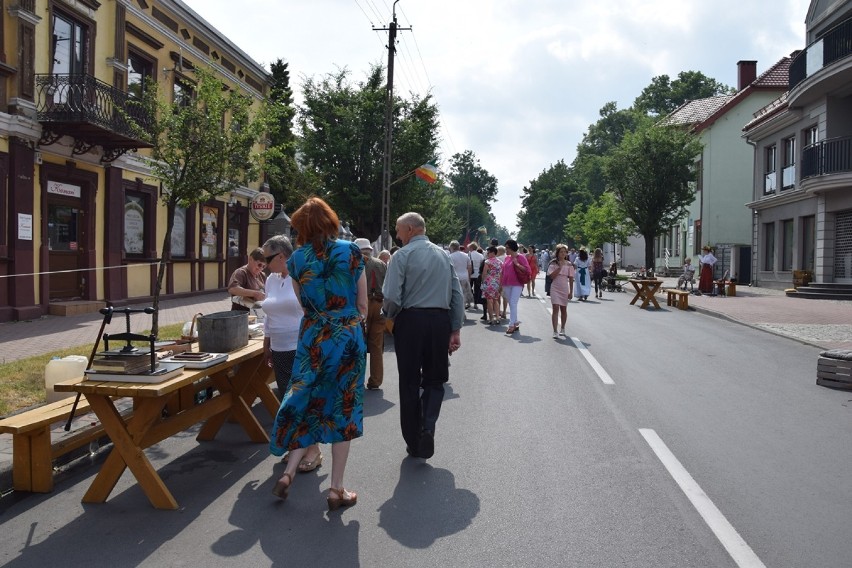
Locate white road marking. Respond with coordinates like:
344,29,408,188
569,336,615,385
639,429,767,568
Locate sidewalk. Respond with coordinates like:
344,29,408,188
0,291,233,364
652,277,852,351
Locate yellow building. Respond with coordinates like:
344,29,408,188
0,0,272,322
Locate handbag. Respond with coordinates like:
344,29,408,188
515,260,531,285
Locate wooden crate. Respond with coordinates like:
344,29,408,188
817,355,852,390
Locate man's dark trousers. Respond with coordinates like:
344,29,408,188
393,308,451,453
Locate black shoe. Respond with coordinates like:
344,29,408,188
418,430,435,459
480,316,488,321
406,446,421,458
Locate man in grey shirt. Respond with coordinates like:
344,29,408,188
383,212,464,459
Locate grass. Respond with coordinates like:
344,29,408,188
0,323,185,417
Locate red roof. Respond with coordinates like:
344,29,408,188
659,57,791,132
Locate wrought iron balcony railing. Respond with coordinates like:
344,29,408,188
789,16,852,90
801,136,852,179
35,73,153,157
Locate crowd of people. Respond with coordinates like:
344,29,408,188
227,196,649,513
226,198,463,513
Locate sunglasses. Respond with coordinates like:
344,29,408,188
264,252,280,265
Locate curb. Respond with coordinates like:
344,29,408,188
690,305,827,351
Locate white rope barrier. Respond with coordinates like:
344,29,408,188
0,262,161,279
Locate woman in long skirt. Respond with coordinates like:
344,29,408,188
698,245,717,293
573,248,592,301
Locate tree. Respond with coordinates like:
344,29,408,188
139,66,283,333
633,71,734,116
516,160,577,246
447,150,499,205
266,59,320,212
604,123,702,270
297,65,441,240
565,192,636,258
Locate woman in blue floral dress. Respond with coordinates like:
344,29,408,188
270,197,367,511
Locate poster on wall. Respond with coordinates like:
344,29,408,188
124,195,145,254
171,207,186,257
18,214,33,241
201,206,218,260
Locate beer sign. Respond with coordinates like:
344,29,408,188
250,192,275,221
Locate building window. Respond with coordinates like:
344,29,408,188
781,219,794,271
127,50,154,99
674,226,681,256
802,216,815,272
124,193,147,256
173,76,194,107
764,145,777,194
805,125,818,147
51,11,88,75
782,137,796,189
171,206,187,258
763,222,775,271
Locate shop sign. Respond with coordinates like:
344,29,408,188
47,181,82,198
250,192,276,221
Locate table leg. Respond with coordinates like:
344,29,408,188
629,283,642,305
82,395,178,510
197,361,270,444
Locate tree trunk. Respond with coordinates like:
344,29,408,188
152,198,177,336
643,231,655,275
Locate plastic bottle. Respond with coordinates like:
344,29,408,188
45,355,89,403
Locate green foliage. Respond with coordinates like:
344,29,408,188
266,59,320,212
517,160,578,246
296,65,441,240
633,71,735,116
138,65,284,332
604,123,702,268
447,150,499,204
565,192,636,251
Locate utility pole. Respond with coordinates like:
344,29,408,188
374,1,410,250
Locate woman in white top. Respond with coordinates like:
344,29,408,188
262,235,322,473
698,245,717,294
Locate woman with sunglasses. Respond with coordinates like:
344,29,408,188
227,247,267,311
261,235,325,474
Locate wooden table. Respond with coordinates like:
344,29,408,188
55,338,276,510
628,278,663,309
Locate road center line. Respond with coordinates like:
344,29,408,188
639,429,767,568
569,336,615,385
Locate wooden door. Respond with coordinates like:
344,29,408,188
47,200,85,300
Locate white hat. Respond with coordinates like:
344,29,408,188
354,238,372,251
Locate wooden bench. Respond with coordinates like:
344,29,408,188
0,396,132,493
665,288,690,310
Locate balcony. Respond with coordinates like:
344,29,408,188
800,136,852,193
789,16,852,106
35,74,154,161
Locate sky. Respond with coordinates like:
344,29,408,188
180,0,811,234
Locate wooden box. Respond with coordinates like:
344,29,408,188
817,351,852,390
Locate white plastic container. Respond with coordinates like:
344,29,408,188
45,355,88,403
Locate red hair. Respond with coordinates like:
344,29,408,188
290,197,340,252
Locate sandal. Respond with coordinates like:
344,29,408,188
272,472,293,500
327,486,358,511
297,452,323,473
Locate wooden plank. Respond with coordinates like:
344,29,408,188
30,427,54,493
0,398,93,433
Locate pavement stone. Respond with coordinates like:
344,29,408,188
1,280,850,495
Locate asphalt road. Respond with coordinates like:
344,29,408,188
0,292,849,567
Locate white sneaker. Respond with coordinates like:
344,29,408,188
552,331,558,338
559,329,566,337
